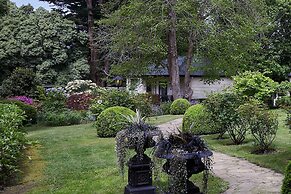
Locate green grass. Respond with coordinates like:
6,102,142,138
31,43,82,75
203,109,291,173
21,115,227,194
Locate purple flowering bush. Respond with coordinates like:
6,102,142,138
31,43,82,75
8,96,34,105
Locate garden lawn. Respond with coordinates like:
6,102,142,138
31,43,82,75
204,109,291,173
21,115,227,194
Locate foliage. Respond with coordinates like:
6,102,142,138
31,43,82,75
0,67,38,98
277,96,291,109
170,99,190,115
95,106,135,138
65,80,97,95
0,103,26,185
67,93,94,111
154,133,212,194
287,110,291,130
204,91,244,138
276,81,291,96
0,0,9,17
182,104,216,135
40,110,82,126
115,110,161,176
41,87,67,112
247,104,278,152
0,99,37,125
89,101,106,119
0,7,88,85
233,71,278,103
281,161,291,194
101,89,135,110
160,101,172,115
132,93,153,117
8,96,34,105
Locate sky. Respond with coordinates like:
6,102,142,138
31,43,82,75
11,0,54,10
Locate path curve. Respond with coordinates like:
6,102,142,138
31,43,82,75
157,118,284,194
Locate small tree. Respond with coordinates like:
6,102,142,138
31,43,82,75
233,71,278,103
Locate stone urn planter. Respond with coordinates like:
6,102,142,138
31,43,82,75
154,133,213,194
116,111,162,194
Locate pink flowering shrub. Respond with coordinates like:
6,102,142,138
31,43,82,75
8,96,34,105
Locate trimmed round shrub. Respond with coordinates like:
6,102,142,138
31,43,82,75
95,106,135,137
282,161,291,194
0,99,37,124
170,98,190,115
182,104,216,135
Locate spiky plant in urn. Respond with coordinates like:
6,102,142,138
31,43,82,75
116,110,162,194
154,132,213,194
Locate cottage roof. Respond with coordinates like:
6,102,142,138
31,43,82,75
146,56,206,77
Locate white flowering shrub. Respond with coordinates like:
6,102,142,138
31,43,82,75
65,80,97,94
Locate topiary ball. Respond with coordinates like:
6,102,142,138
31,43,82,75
182,104,217,135
95,106,136,138
170,98,190,115
281,161,291,194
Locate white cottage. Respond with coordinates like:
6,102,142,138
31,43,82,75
127,56,233,102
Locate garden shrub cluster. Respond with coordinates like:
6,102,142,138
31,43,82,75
203,91,244,138
65,80,97,94
90,89,152,117
182,104,216,135
0,99,37,125
281,161,291,194
41,110,82,126
170,98,190,115
67,93,93,110
0,67,38,98
95,106,135,137
160,101,172,115
0,104,26,185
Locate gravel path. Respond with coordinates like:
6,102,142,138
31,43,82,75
157,118,284,194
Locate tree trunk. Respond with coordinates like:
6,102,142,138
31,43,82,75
185,31,195,101
86,0,99,84
167,0,181,100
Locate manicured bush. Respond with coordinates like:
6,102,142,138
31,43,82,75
102,89,135,110
277,96,291,109
182,104,217,135
204,91,244,138
0,104,26,185
281,161,291,194
0,99,37,124
233,71,278,103
67,93,94,111
90,102,106,118
95,106,135,137
287,110,291,129
170,98,190,115
41,110,83,126
160,101,172,115
0,67,38,98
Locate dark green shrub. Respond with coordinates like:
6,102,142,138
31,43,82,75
0,99,37,124
182,104,217,135
160,101,172,115
170,99,190,115
282,161,291,194
41,110,82,126
42,88,67,112
287,110,291,130
102,89,135,110
0,67,38,97
0,104,26,185
204,91,244,138
277,96,291,109
95,106,135,137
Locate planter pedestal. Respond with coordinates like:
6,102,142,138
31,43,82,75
124,154,156,194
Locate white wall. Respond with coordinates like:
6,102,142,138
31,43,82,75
190,78,233,99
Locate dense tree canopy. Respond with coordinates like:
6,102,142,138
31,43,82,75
0,5,88,85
